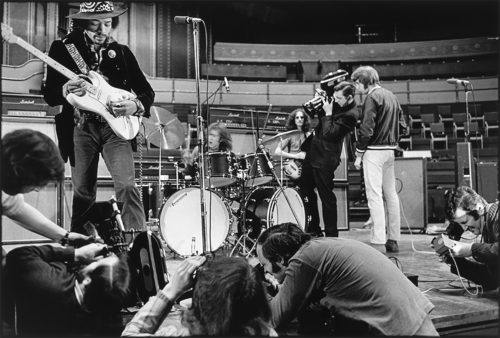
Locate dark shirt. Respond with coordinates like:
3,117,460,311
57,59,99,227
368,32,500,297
42,28,155,165
357,86,408,151
304,101,359,170
269,238,434,335
6,245,92,335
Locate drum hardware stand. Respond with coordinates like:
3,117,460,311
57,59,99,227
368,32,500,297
257,142,304,229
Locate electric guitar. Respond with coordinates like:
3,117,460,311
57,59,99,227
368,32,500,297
1,23,140,140
283,158,303,180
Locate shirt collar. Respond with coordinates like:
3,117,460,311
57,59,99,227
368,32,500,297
368,84,381,95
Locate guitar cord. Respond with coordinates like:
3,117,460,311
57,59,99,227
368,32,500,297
137,122,145,205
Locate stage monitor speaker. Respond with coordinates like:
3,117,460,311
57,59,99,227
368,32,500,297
395,158,427,230
456,142,475,189
317,183,349,231
476,162,498,202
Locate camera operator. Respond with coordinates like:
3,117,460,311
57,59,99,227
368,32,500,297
442,186,499,290
299,72,359,237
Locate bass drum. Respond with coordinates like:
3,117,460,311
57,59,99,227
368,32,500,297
244,186,306,235
159,188,230,256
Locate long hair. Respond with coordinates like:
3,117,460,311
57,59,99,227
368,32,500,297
1,129,65,195
351,66,380,90
444,186,487,221
285,108,311,132
257,223,311,267
208,122,232,151
182,256,272,336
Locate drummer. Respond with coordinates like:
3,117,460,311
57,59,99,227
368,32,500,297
274,108,311,180
182,122,233,177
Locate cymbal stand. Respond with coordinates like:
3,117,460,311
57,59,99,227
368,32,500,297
258,142,303,229
144,118,169,219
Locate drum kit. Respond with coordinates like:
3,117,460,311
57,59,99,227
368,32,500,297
129,107,309,262
87,108,311,303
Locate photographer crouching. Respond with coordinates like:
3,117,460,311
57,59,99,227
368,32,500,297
442,186,499,291
299,70,359,237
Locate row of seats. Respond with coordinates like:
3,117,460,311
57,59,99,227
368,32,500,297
400,107,498,150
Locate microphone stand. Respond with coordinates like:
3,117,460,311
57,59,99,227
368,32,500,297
191,20,209,253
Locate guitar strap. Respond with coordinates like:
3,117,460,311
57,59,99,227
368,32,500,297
64,43,90,122
64,43,90,75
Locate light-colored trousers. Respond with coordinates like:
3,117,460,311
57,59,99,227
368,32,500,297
362,149,401,244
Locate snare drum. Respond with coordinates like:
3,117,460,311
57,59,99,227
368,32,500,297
244,186,306,235
159,187,231,256
239,151,273,187
201,152,237,188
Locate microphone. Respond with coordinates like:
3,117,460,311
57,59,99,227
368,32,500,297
446,78,470,86
174,16,202,24
223,77,230,92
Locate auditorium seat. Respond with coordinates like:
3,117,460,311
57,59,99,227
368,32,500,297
430,122,448,150
399,135,413,150
407,106,422,129
465,121,483,148
452,112,470,138
483,111,498,137
437,105,453,124
420,113,436,138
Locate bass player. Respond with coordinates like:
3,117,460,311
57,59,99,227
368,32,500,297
274,108,311,181
42,2,155,231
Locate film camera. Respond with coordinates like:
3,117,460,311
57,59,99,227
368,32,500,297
302,69,349,116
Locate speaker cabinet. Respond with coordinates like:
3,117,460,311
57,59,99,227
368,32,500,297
395,158,427,230
2,183,60,245
476,162,498,203
62,180,117,227
317,182,349,231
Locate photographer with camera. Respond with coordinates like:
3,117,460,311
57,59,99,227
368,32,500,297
123,255,276,336
300,71,359,237
442,186,499,290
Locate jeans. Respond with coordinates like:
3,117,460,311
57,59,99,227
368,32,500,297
71,121,145,231
362,150,400,244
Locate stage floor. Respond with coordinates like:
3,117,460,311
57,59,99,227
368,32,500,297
160,221,499,336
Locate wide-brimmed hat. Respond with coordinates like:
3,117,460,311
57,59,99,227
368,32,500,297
67,2,127,20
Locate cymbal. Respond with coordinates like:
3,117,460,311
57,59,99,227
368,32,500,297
260,129,303,146
142,106,185,149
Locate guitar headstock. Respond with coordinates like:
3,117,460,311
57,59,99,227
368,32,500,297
1,22,19,44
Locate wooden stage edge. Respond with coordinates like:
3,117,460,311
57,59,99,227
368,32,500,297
162,222,498,336
340,223,499,336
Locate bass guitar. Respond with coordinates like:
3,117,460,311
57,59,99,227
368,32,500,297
1,23,140,140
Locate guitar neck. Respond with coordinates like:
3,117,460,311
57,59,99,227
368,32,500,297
15,37,79,81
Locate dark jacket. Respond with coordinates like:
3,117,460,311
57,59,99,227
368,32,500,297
6,245,88,335
356,86,408,152
304,100,359,170
42,28,155,166
5,245,124,336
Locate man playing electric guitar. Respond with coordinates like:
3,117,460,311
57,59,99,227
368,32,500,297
274,108,311,181
42,2,155,231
